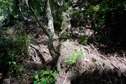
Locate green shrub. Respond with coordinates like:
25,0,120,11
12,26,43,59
64,51,83,65
80,36,88,45
0,29,30,74
85,0,126,44
86,0,126,27
33,70,57,84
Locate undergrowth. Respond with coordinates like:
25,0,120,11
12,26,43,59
64,51,83,65
33,70,57,84
0,28,31,76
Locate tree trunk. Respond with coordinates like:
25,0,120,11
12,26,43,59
46,0,60,66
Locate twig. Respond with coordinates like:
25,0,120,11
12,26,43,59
90,44,126,76
28,2,50,37
63,71,69,84
59,27,69,38
90,44,109,60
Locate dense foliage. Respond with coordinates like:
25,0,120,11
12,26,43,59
0,28,30,74
0,0,126,83
85,0,126,45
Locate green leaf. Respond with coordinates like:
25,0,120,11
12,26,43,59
8,62,11,65
50,70,53,73
52,72,57,76
92,5,99,12
43,78,47,83
40,70,44,74
48,77,55,83
64,59,68,63
40,78,45,82
12,61,16,65
33,81,37,84
34,73,39,79
72,60,76,64
37,82,42,84
43,71,49,75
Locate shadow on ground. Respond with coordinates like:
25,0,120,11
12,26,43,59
91,9,126,55
71,71,126,84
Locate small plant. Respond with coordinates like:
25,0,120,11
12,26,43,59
64,51,83,65
80,36,88,45
33,70,57,84
63,31,71,38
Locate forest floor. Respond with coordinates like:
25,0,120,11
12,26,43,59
1,0,126,84
0,18,126,84
3,26,125,84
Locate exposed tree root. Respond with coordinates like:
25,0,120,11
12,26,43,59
56,40,126,84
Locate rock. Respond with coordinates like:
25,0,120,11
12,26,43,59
3,78,10,84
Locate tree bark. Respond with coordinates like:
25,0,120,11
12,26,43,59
46,0,60,66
